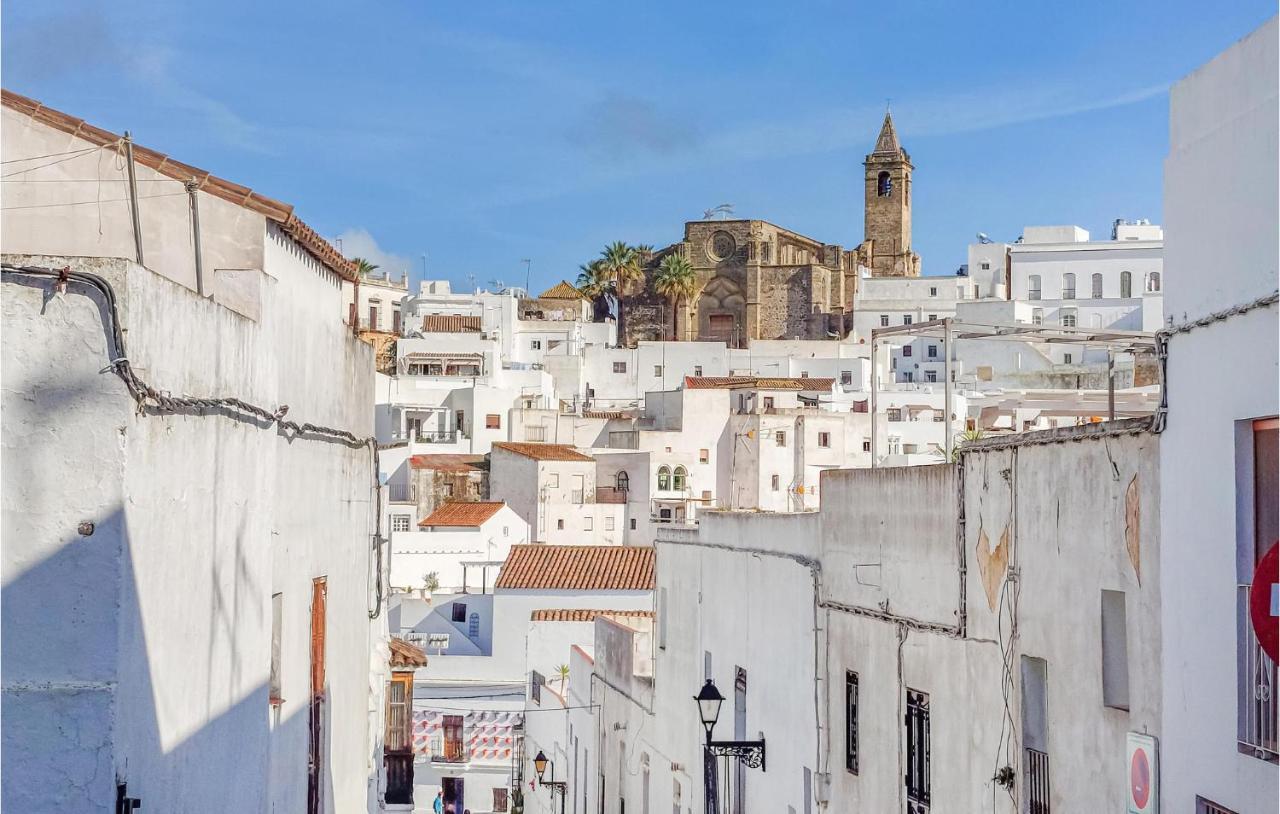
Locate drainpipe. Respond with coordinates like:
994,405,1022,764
184,178,205,296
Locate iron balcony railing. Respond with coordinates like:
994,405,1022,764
387,483,415,503
1239,584,1278,761
429,733,470,764
413,430,457,444
1024,748,1050,814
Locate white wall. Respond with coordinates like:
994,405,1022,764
1159,17,1279,813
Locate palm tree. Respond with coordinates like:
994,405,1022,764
352,257,379,276
554,663,570,693
653,254,697,340
576,260,613,321
599,241,644,294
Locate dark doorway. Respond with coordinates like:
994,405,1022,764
443,776,465,814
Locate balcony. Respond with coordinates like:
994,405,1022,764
1239,584,1278,761
387,483,416,503
412,430,458,444
429,734,470,765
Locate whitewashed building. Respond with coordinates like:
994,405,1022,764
1158,17,1279,813
389,502,529,594
1,90,388,813
489,442,627,545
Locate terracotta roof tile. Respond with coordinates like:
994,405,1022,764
491,442,593,462
409,454,486,473
683,375,835,391
495,545,655,591
538,280,586,300
420,314,483,333
0,89,356,280
531,609,655,622
419,501,506,528
389,637,428,668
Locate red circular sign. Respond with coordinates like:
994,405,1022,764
1251,542,1279,664
1129,748,1151,808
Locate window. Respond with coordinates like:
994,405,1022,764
1146,271,1161,292
452,602,467,623
493,789,509,812
614,361,627,373
1061,309,1077,328
903,315,913,325
1032,308,1044,326
270,592,283,702
879,314,889,327
616,471,630,491
928,314,937,322
527,425,547,442
929,286,937,296
1062,272,1076,300
1101,590,1130,710
557,518,565,530
468,612,480,639
771,474,780,491
392,514,411,533
630,518,637,530
549,473,560,488
699,449,709,463
1091,273,1103,299
763,397,775,410
926,344,937,359
981,261,991,270
862,440,871,452
877,171,892,197
905,689,931,806
584,516,593,530
442,482,454,497
903,443,918,454
1021,656,1050,814
530,671,545,704
775,431,787,447
845,672,859,774
694,365,703,376
1197,797,1239,814
887,408,903,422
1239,417,1278,760
902,345,913,357
925,371,937,383
531,340,542,350
486,414,501,429
840,370,853,386
1063,352,1074,365
818,432,831,448
657,466,671,490
1028,274,1042,300
672,466,688,491
604,516,614,531
1120,271,1133,298
654,365,663,376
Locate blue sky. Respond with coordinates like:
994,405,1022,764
4,1,1274,291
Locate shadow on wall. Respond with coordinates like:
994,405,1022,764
1,506,339,813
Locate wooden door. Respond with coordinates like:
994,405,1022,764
308,578,328,814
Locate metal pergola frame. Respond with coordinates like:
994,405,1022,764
869,318,1159,465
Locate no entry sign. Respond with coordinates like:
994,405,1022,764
1250,542,1279,664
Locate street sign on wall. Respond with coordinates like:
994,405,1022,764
1250,542,1279,663
1126,732,1159,814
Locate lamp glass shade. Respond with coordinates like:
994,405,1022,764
533,750,548,781
694,679,724,732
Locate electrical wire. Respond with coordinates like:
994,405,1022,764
0,144,104,163
0,142,120,177
1,191,188,211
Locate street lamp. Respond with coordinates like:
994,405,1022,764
532,750,566,814
693,679,766,814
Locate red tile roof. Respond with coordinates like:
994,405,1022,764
421,314,482,333
538,280,586,300
495,545,656,591
530,609,655,622
409,454,486,473
491,442,593,462
389,637,428,668
419,501,506,528
1,90,357,281
683,376,835,391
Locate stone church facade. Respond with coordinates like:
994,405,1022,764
622,111,921,345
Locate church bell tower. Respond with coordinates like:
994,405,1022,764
863,110,920,277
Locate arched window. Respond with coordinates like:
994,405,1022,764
672,466,688,491
657,466,671,491
615,471,630,492
1091,273,1103,299
1146,271,1161,292
1028,275,1042,301
1120,271,1132,298
1062,273,1076,300
877,171,892,198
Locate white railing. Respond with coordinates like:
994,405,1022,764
1240,585,1278,760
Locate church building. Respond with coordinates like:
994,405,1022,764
621,111,921,346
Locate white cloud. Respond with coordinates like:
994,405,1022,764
335,228,414,278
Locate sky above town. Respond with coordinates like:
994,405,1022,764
5,1,1274,292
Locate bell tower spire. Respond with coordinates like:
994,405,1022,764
862,109,920,277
